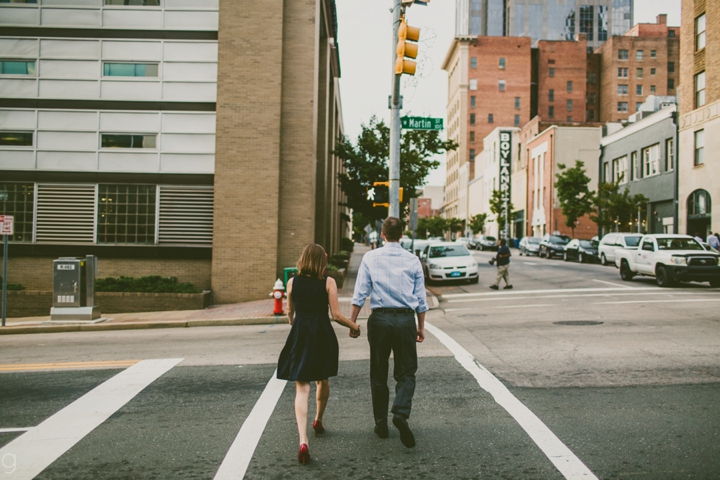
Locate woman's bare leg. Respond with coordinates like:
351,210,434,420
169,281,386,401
295,381,311,446
315,379,329,423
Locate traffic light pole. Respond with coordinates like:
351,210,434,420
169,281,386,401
389,0,402,219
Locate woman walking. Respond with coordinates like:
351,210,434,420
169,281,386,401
277,244,360,464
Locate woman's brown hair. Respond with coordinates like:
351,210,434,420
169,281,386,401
296,243,327,280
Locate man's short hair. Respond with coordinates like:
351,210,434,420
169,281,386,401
499,238,507,246
382,217,403,241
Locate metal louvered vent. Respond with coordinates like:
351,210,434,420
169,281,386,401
35,184,96,244
158,186,213,246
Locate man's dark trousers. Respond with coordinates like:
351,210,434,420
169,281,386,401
367,309,417,425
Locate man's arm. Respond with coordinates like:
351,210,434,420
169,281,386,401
416,311,425,343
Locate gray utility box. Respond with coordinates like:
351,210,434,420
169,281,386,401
50,255,101,321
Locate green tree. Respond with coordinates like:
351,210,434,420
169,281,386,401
591,181,649,233
334,116,458,225
447,217,464,238
489,189,515,236
469,213,487,235
418,215,447,238
555,160,595,238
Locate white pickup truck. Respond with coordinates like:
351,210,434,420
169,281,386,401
615,234,720,287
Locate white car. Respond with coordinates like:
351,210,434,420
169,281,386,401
598,232,643,266
421,242,479,284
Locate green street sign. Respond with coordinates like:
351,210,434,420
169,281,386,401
401,116,444,130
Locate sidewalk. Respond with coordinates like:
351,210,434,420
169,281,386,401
0,244,438,335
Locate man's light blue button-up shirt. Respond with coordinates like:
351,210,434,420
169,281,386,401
352,242,429,313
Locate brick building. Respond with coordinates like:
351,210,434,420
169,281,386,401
536,38,588,124
678,0,719,238
595,15,680,123
0,0,347,304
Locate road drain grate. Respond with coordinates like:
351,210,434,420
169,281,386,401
553,320,603,326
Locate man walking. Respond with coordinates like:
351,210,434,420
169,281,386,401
350,217,428,448
490,238,513,290
707,232,719,250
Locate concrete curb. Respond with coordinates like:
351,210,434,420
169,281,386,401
425,289,440,310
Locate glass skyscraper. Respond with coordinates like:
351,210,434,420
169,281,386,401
455,0,633,51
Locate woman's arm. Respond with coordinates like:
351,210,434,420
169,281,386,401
326,277,360,335
286,277,295,325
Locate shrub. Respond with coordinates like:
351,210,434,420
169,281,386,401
341,237,354,252
0,277,25,290
325,264,339,272
95,275,201,293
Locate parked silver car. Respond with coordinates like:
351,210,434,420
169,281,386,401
518,236,540,256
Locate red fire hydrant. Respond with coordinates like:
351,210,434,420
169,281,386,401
271,279,285,315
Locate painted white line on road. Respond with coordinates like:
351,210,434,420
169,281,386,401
214,370,287,480
521,262,538,265
592,279,633,288
446,290,720,304
444,308,474,312
441,286,659,299
495,304,554,309
593,298,720,305
0,428,30,433
425,323,597,480
0,358,182,480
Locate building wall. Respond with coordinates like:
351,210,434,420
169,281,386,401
536,39,587,124
586,53,602,121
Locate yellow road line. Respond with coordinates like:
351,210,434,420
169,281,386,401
0,360,141,372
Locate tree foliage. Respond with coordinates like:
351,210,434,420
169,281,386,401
469,213,487,235
489,189,515,236
417,215,447,238
591,181,649,233
446,217,464,238
555,161,595,237
334,116,458,234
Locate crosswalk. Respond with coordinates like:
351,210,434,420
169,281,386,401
0,322,598,480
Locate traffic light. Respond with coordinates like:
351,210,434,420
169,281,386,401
395,16,420,75
369,182,403,207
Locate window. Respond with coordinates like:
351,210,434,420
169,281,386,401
603,162,610,182
588,73,596,84
470,114,476,125
0,183,34,243
696,14,706,51
515,97,520,109
588,92,596,104
669,30,675,39
549,68,555,77
618,67,628,78
694,130,704,165
618,49,628,60
0,60,36,75
487,114,494,123
667,78,675,90
469,79,477,90
469,149,476,161
514,115,520,127
650,85,656,93
637,68,643,78
665,138,674,171
0,131,33,146
470,96,476,108
617,102,628,113
636,102,642,112
695,71,706,107
612,156,628,183
97,185,157,245
499,57,506,69
618,84,628,95
0,0,38,3
636,85,643,95
498,80,506,91
630,151,637,180
587,110,595,121
101,134,157,149
567,116,573,122
651,68,656,76
103,63,158,77
548,106,554,118
567,81,573,93
470,131,475,143
470,57,477,68
105,0,161,5
567,99,573,111
548,89,554,102
643,144,659,176
636,50,643,61
651,50,656,58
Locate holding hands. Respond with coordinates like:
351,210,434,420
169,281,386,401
349,323,361,338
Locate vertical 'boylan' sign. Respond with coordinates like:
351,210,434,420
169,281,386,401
499,131,512,238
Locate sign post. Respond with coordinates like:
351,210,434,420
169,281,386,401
498,131,512,240
1,215,13,327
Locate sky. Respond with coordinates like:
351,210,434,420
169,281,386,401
335,0,682,187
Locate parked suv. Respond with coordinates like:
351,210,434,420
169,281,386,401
477,235,498,251
598,233,643,266
539,234,570,259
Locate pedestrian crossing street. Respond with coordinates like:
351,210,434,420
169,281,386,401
0,322,593,480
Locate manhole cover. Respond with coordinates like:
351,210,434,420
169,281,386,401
553,320,603,326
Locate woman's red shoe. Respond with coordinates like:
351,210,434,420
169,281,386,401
312,420,325,436
298,443,310,464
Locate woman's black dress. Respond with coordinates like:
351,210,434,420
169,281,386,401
277,275,339,381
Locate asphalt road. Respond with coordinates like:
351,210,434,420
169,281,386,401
1,252,719,479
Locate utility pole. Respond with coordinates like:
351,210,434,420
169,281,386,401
389,0,402,218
